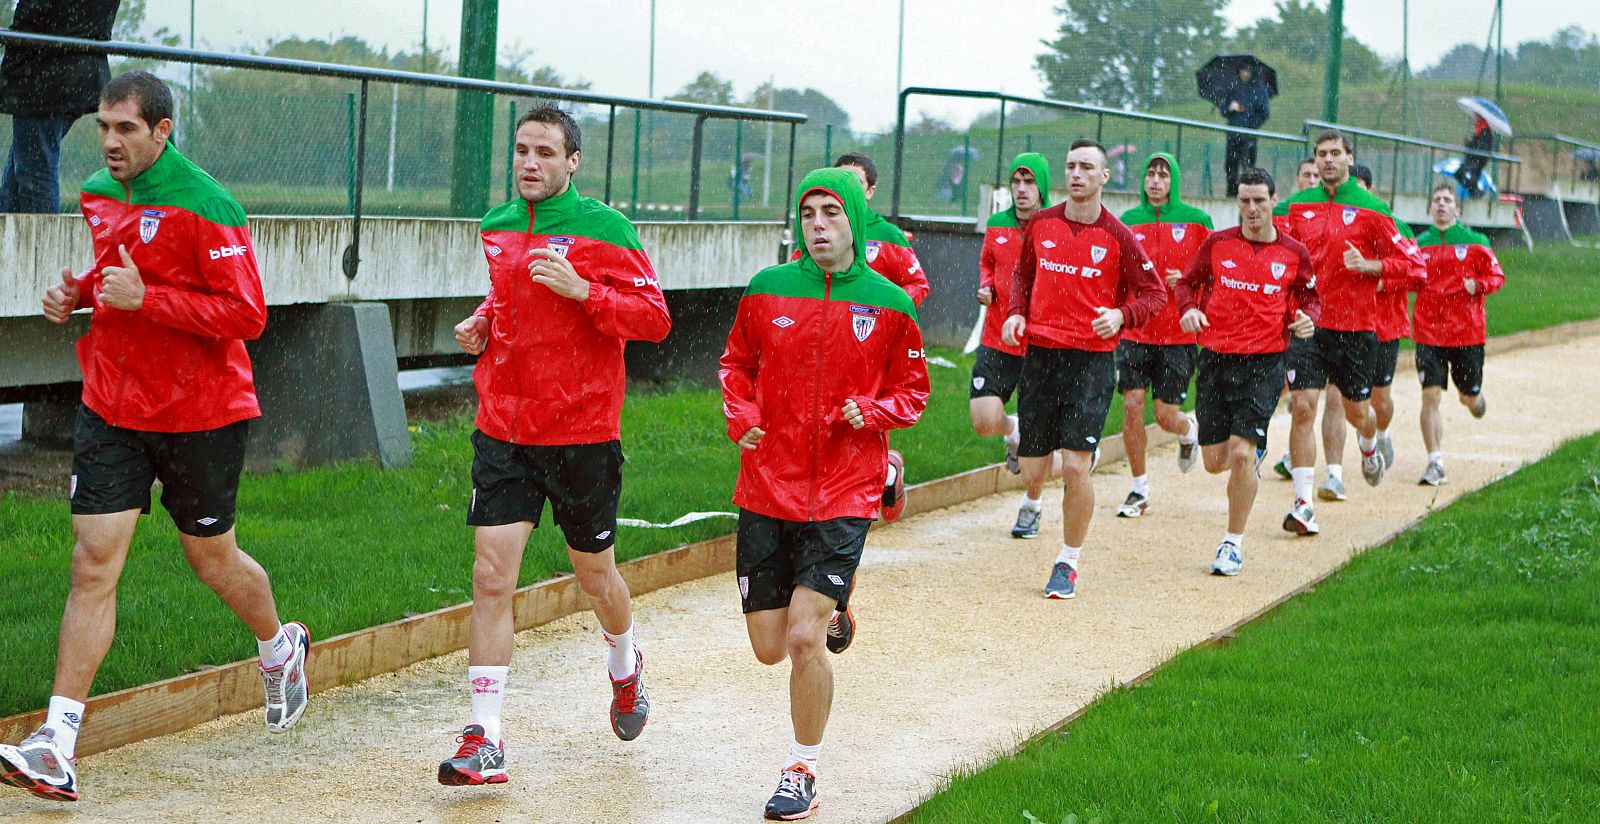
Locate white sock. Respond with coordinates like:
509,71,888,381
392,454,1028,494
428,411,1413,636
1327,464,1344,483
468,665,508,744
1291,467,1315,504
1056,544,1082,569
257,624,290,669
1019,493,1042,511
1429,452,1444,465
1004,414,1020,445
1377,428,1389,441
603,623,637,681
1178,414,1198,445
45,696,85,760
788,740,821,772
1358,434,1377,454
1131,475,1150,497
1223,532,1244,548
884,462,899,487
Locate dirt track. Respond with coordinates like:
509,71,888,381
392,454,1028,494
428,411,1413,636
5,331,1599,824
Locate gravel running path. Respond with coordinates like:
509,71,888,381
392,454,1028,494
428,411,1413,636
5,332,1598,824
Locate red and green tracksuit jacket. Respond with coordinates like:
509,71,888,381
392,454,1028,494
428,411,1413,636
722,168,931,522
1279,179,1425,333
1174,227,1320,355
978,151,1053,356
1412,222,1505,347
471,183,672,446
74,145,267,433
790,208,930,306
1374,218,1425,343
1119,153,1214,346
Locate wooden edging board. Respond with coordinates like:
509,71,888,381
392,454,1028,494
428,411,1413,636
4,315,1593,758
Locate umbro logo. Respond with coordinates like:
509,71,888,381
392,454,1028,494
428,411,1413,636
1220,259,1237,268
487,244,503,257
1041,240,1057,249
827,575,845,586
595,530,612,540
196,517,219,526
995,235,1008,244
773,316,795,328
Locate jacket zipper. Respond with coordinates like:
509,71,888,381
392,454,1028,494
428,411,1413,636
506,204,535,445
807,272,832,521
109,180,134,424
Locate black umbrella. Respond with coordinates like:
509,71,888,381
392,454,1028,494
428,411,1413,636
1196,55,1278,107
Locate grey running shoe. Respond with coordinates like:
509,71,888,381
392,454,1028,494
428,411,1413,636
1317,475,1347,502
0,727,77,801
1044,561,1077,599
826,607,856,654
1210,540,1243,576
262,621,310,733
1115,491,1149,518
1283,499,1320,536
1004,437,1021,475
1377,433,1395,470
764,762,819,820
1361,449,1386,487
1470,395,1487,419
438,724,507,786
1273,453,1292,480
1420,460,1448,486
1011,504,1042,539
609,648,650,741
1177,413,1199,473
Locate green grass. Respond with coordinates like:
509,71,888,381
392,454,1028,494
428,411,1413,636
905,432,1600,824
1488,246,1600,336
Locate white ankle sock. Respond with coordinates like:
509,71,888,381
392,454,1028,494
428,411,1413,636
1429,452,1444,465
1358,434,1376,454
1019,493,1041,511
1056,544,1082,569
468,665,508,743
45,696,85,760
257,624,290,669
1223,532,1244,548
1327,464,1343,483
1179,415,1198,445
1131,475,1150,497
1291,467,1315,504
884,462,899,487
1004,414,1020,445
788,740,821,772
1377,428,1389,441
603,623,637,681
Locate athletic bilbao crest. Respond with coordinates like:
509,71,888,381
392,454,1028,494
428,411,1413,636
138,209,165,244
1341,206,1357,226
1270,262,1287,280
545,236,575,258
866,240,882,263
850,304,880,342
1455,245,1468,260
1171,225,1186,242
1090,245,1107,264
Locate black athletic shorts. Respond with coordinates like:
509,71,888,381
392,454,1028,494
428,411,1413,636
1416,344,1484,395
1115,340,1196,406
1017,346,1115,457
1286,328,1378,401
1372,339,1402,388
735,510,871,614
970,345,1025,402
70,404,250,538
467,431,623,553
1196,351,1284,449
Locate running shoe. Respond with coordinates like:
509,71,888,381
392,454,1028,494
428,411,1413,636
764,762,819,820
437,724,507,786
1004,436,1021,475
1317,476,1347,502
0,728,77,802
1044,562,1077,599
1361,449,1386,487
1419,460,1448,486
1377,433,1395,470
1210,540,1243,576
262,621,310,733
1282,499,1320,536
1177,413,1199,473
1115,491,1149,518
609,648,650,741
1470,395,1487,419
1272,453,1292,480
881,450,907,523
1011,504,1042,539
825,607,856,654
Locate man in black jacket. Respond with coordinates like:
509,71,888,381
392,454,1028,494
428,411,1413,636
1,0,120,213
1221,65,1270,197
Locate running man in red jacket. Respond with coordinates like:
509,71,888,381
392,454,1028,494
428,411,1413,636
973,152,1054,538
1413,183,1504,486
4,72,307,803
720,168,930,820
1175,168,1319,576
441,106,671,787
1001,139,1167,600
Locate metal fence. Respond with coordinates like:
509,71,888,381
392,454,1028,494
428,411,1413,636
1299,119,1522,211
1502,133,1600,202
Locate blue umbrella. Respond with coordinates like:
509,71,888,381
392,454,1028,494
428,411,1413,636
1456,97,1513,137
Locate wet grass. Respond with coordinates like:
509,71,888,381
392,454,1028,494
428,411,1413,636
1485,245,1600,337
904,432,1600,824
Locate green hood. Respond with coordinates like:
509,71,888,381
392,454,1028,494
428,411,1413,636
1282,177,1395,215
1416,221,1489,247
1118,152,1213,228
989,152,1053,229
793,167,875,281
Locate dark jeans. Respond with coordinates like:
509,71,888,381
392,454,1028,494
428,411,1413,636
0,113,77,214
1224,133,1258,196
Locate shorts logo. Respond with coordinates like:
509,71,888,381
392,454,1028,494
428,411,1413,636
196,517,219,527
138,209,165,243
1041,240,1057,249
827,575,845,587
1270,262,1287,280
70,474,77,498
866,240,882,263
773,316,795,328
1286,368,1297,383
1089,245,1107,264
852,313,877,342
1255,428,1266,437
1342,206,1357,226
738,576,750,599
1086,435,1098,444
595,530,612,540
470,489,478,512
972,376,985,390
1171,225,1186,242
1454,245,1468,260
1220,259,1237,269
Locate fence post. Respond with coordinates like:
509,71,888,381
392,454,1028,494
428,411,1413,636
688,114,707,220
346,92,356,214
504,100,517,202
631,110,642,218
448,0,498,216
824,124,833,168
994,99,1007,186
604,104,616,203
891,89,909,217
733,119,743,221
343,80,369,280
959,133,971,217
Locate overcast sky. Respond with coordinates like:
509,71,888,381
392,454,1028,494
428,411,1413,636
145,1,1598,131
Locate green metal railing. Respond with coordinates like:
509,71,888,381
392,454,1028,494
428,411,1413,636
1300,119,1522,203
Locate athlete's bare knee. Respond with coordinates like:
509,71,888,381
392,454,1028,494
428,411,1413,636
785,623,825,663
1154,404,1186,433
1290,394,1318,421
68,542,122,593
471,556,518,601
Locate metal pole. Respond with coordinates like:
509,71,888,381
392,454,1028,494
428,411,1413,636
344,80,369,280
994,99,1007,185
645,0,656,206
1095,112,1104,144
733,120,743,220
630,109,642,217
187,0,195,147
604,104,616,203
784,122,798,225
895,0,905,102
449,0,498,216
824,124,833,167
504,100,517,201
387,83,399,192
1494,0,1503,104
1175,124,1183,167
346,93,356,213
762,77,774,207
688,114,706,220
959,133,971,217
418,0,428,171
1323,0,1345,122
891,89,908,217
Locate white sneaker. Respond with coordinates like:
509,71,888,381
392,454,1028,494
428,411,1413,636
1176,413,1199,473
1361,449,1386,487
1210,540,1242,576
261,621,311,733
1376,433,1395,469
1282,498,1320,536
0,727,77,801
1317,475,1347,502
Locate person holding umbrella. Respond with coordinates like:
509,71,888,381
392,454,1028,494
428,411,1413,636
1454,97,1511,198
1221,65,1270,196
